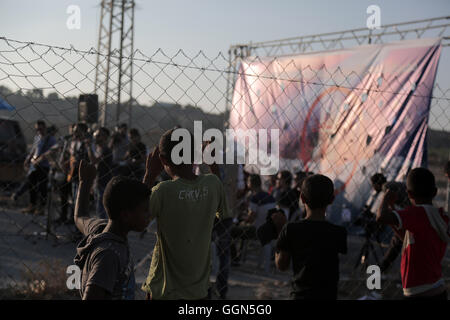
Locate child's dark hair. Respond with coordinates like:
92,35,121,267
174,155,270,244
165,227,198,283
406,167,437,199
279,170,292,185
76,122,88,133
36,120,46,127
301,174,334,209
129,128,140,137
295,170,307,180
47,125,58,135
248,174,261,188
159,127,194,165
98,127,110,137
103,176,151,220
370,173,386,185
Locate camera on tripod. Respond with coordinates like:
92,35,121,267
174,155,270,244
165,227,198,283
353,205,385,270
354,206,379,237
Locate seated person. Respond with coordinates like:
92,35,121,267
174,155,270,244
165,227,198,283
124,128,147,180
272,170,300,220
230,174,276,267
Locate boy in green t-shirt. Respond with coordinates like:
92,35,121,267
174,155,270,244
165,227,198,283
142,128,230,300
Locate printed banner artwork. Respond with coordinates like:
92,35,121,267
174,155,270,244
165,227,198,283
229,38,442,221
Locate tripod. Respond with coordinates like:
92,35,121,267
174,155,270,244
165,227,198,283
353,224,383,272
44,166,80,244
43,166,58,240
16,166,60,242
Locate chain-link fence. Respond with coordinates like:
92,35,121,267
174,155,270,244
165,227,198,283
0,35,449,300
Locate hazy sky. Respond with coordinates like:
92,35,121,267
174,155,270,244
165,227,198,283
0,0,449,129
1,0,449,55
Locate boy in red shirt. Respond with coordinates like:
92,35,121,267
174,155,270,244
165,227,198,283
377,167,450,299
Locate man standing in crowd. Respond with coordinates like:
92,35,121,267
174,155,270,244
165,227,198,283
124,128,147,181
34,123,75,224
68,123,90,205
110,123,129,176
86,127,113,219
13,120,56,215
55,123,76,224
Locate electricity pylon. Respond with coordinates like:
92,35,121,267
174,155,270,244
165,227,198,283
94,0,135,127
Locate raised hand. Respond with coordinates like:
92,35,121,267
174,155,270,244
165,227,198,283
79,160,96,184
146,146,163,179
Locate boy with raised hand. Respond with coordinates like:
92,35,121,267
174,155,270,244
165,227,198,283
73,159,153,300
377,167,450,300
141,128,231,300
272,174,347,300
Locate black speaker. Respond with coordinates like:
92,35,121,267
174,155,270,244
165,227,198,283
78,94,98,124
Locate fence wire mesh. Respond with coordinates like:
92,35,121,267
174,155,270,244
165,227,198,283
0,36,449,300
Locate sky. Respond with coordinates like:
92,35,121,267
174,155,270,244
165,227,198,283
0,0,448,55
0,0,449,129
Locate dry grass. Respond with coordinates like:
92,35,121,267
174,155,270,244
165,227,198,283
0,259,78,299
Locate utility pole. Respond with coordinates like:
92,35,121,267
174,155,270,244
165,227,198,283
94,0,135,127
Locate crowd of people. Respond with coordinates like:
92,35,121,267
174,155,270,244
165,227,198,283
11,120,148,222
6,120,450,300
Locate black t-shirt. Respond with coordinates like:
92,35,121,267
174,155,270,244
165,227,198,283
276,220,347,299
